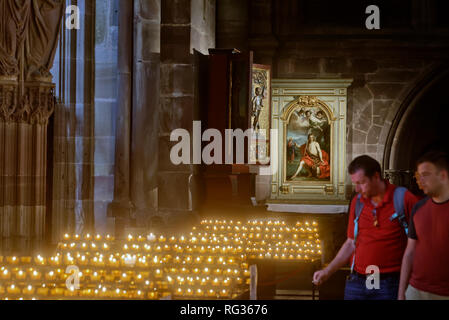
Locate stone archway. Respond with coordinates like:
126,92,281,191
382,65,449,190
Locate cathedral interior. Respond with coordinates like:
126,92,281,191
0,0,448,300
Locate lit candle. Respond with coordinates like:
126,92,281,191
220,289,229,297
45,271,56,281
7,284,20,294
31,270,41,280
6,256,18,264
16,269,26,280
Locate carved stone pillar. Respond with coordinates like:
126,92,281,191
0,0,63,242
0,78,55,240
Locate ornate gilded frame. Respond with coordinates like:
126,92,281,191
269,79,353,205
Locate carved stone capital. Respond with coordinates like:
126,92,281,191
27,83,56,125
0,80,55,124
0,83,18,123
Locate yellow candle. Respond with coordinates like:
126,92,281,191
37,287,49,296
90,271,100,282
1,269,10,280
20,257,32,264
45,271,56,281
6,256,19,264
7,284,20,294
22,285,35,295
16,269,26,280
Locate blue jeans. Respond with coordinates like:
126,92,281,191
344,272,399,300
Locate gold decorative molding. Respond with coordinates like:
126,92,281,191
269,78,353,207
280,95,337,122
324,185,334,194
280,185,289,194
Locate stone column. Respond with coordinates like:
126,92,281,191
108,0,135,238
0,79,55,243
216,0,249,52
130,0,161,231
158,0,198,229
0,0,63,245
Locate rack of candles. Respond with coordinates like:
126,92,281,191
0,219,321,300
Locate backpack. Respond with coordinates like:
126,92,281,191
350,186,409,273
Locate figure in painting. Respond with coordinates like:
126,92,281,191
290,133,330,179
287,137,299,163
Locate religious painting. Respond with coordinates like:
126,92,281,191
249,64,271,164
285,97,331,182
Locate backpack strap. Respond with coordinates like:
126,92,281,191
389,186,408,234
409,196,430,221
350,194,364,273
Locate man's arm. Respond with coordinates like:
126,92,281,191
313,238,355,285
315,142,324,162
398,238,416,300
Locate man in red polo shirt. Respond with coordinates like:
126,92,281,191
313,155,419,299
398,151,449,300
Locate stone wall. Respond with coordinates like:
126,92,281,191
191,0,216,54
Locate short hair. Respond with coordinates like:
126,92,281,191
348,155,382,178
416,151,449,173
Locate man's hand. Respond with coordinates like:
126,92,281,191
312,268,330,286
398,293,406,300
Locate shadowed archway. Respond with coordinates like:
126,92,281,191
383,65,449,192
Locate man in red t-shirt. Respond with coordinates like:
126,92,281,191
313,155,419,299
398,151,449,300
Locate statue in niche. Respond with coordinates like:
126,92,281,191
0,0,64,80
